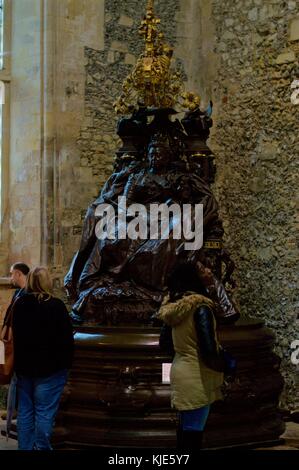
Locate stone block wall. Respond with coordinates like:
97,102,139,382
210,0,298,409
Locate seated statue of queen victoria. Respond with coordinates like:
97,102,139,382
65,111,239,326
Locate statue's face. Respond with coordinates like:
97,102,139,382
148,144,169,171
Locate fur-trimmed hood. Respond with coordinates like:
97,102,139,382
157,293,214,327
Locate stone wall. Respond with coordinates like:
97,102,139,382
176,0,218,106
50,0,105,270
1,0,46,325
3,0,105,285
8,0,43,268
209,0,299,409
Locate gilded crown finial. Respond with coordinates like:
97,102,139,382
113,1,200,115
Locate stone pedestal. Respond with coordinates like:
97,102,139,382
56,318,285,449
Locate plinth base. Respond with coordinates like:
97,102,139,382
56,318,285,448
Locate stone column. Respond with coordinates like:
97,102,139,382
9,0,43,267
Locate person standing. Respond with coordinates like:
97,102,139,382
12,266,74,450
0,263,30,420
3,263,30,325
158,264,236,450
9,262,30,294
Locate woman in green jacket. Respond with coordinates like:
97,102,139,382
158,264,236,450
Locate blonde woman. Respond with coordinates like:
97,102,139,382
12,266,74,450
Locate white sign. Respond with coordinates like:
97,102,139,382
162,363,171,384
0,340,5,364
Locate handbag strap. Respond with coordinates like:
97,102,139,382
1,323,12,342
2,293,21,329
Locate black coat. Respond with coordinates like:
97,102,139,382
12,293,74,378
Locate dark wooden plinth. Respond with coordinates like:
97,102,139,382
55,318,285,449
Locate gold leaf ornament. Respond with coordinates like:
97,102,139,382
114,0,201,114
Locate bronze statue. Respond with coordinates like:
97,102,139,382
65,1,239,326
65,108,239,326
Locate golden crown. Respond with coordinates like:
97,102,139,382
113,0,201,115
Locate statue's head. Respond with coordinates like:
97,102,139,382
147,132,174,172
